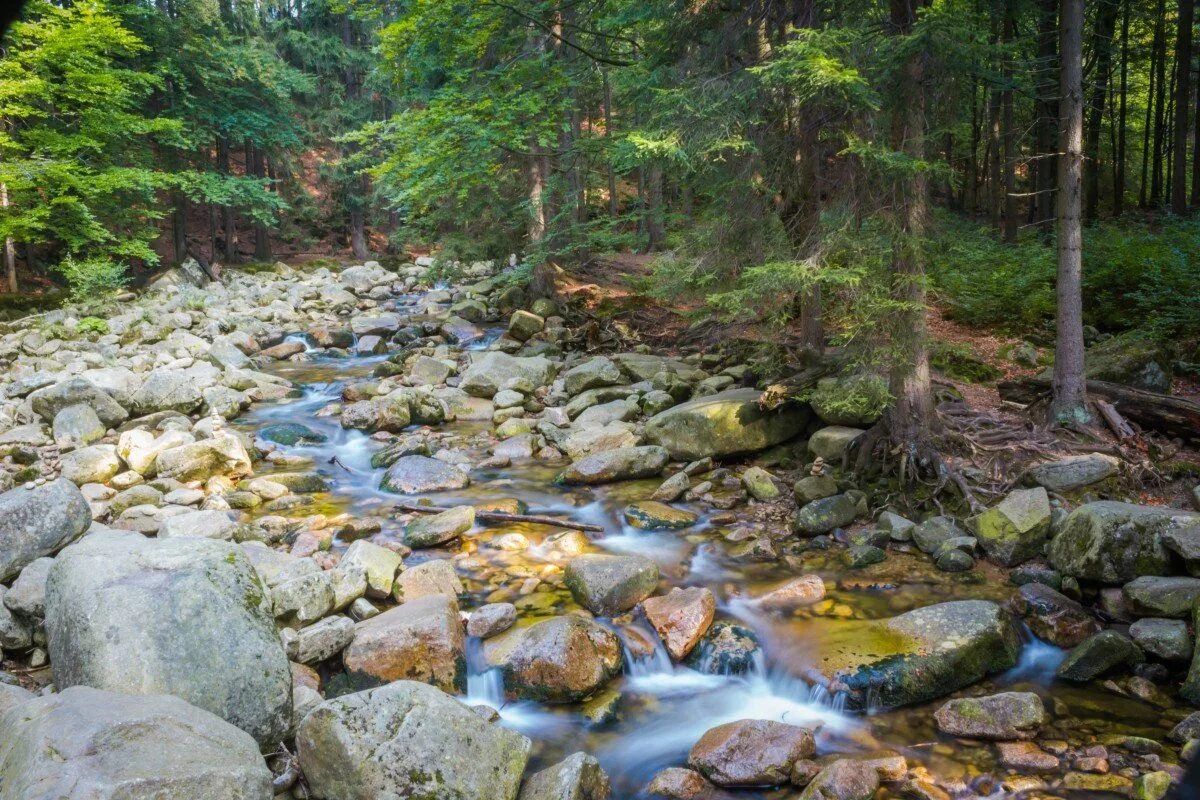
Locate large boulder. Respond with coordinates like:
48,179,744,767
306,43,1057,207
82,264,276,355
0,686,272,800
485,615,622,702
793,494,859,536
1057,630,1144,682
1123,576,1200,618
154,435,252,482
341,594,465,692
28,378,128,428
1047,501,1200,583
1011,582,1101,648
0,480,90,581
974,487,1052,566
518,752,611,800
459,352,557,398
45,531,292,745
642,587,716,660
565,554,659,616
563,357,624,396
556,446,669,485
297,681,531,800
688,719,814,787
380,455,471,494
129,369,204,415
808,600,1020,710
59,443,122,485
644,388,808,461
1084,333,1172,393
1028,454,1119,493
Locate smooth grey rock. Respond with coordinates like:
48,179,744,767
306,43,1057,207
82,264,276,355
518,752,611,800
52,403,106,446
28,378,128,428
0,686,271,800
1057,630,1144,682
1123,575,1200,618
1028,454,1119,492
381,455,471,494
793,494,859,536
459,352,557,398
45,531,291,744
644,388,808,461
129,369,204,415
0,480,90,582
1048,501,1200,583
158,509,240,540
974,487,1052,566
564,554,659,616
297,681,531,800
556,446,669,485
59,444,121,485
933,692,1046,740
4,557,54,620
807,426,865,461
1129,618,1192,661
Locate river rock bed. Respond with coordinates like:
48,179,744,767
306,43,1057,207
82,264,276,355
0,258,1196,799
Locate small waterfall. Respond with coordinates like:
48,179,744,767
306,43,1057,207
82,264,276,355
1001,622,1065,684
283,332,317,353
464,636,507,709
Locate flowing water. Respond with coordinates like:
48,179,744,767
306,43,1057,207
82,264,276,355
234,289,1181,797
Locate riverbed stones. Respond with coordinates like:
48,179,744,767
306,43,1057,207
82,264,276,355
565,554,659,616
0,479,90,581
460,352,557,397
393,558,464,601
154,435,252,482
59,443,122,485
403,505,475,547
975,487,1052,566
1011,582,1101,648
688,719,815,787
797,760,880,800
294,615,356,664
645,768,736,800
297,680,531,800
487,615,622,702
1048,501,1200,583
517,752,611,800
557,445,670,485
44,530,292,744
1028,453,1120,492
341,540,402,598
933,692,1046,740
1057,630,1145,682
912,515,968,555
29,377,128,428
1129,618,1192,661
341,594,465,692
1122,576,1200,618
260,422,327,446
752,575,826,610
564,357,624,396
467,602,517,638
0,686,272,800
794,494,859,535
380,454,471,494
807,426,864,461
814,600,1020,710
158,508,240,540
644,388,807,461
624,501,698,530
642,586,716,660
52,403,106,446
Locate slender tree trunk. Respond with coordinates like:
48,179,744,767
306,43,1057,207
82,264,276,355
988,84,1002,230
1052,0,1090,423
1194,43,1200,205
246,141,271,261
1085,0,1120,220
1115,0,1131,216
218,136,237,263
350,173,369,259
1,182,15,293
645,164,665,251
1151,0,1168,204
887,0,934,453
603,69,618,217
966,78,979,212
1172,0,1195,213
1001,0,1018,241
171,191,188,263
1033,0,1059,229
526,138,549,245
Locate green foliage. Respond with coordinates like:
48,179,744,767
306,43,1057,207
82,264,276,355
804,373,893,420
76,316,109,336
929,340,1002,383
56,255,128,303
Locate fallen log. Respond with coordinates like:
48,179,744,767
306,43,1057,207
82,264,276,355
394,502,603,532
997,377,1200,441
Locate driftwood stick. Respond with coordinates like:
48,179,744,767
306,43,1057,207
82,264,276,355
1095,399,1136,440
395,502,603,532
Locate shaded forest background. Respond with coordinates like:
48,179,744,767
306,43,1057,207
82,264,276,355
1,0,1199,402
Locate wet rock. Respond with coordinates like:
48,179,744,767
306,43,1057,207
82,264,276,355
934,547,974,572
381,454,471,494
0,686,272,800
1028,453,1119,492
653,472,691,502
933,692,1046,740
1180,602,1200,704
561,423,640,460
342,594,465,692
818,600,1021,710
1011,582,1101,648
995,741,1059,772
797,759,880,800
752,575,826,610
877,511,915,542
1169,710,1200,743
393,558,464,602
1056,630,1144,682
686,622,761,674
403,505,475,548
912,516,967,555
845,544,887,568
460,352,557,398
644,388,808,461
297,681,531,800
641,586,716,660
259,422,327,446
341,540,403,598
688,719,815,787
793,475,838,504
1129,618,1192,661
45,530,291,744
624,501,698,530
974,487,1051,566
468,602,517,638
29,377,128,428
739,467,780,501
556,446,670,485
488,615,622,702
517,751,611,800
154,435,252,482
645,768,738,800
1122,575,1200,618
794,494,859,536
807,426,864,461
563,357,624,396
0,479,91,581
565,554,659,616
1047,501,1200,583
409,355,454,386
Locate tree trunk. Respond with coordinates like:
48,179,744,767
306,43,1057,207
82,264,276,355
887,0,934,453
1115,0,1131,216
1172,0,1194,213
1,182,15,293
1150,0,1168,204
1001,0,1018,241
603,69,618,217
526,138,549,246
1084,0,1119,220
246,141,271,261
171,191,188,263
1032,0,1059,229
218,136,237,263
646,164,665,251
1052,0,1089,424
